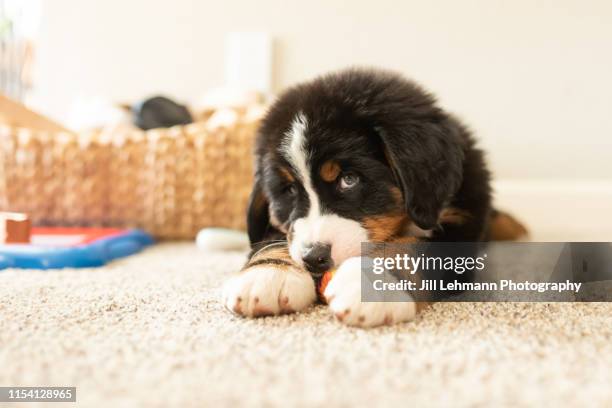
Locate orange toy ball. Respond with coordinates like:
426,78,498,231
317,268,336,303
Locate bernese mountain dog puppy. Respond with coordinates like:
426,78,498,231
223,68,526,327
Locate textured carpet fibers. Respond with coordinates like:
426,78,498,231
1,243,611,407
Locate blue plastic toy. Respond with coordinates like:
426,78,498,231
0,228,154,270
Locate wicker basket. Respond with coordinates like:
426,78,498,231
0,107,263,239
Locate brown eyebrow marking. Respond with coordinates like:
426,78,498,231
320,160,341,182
279,167,295,183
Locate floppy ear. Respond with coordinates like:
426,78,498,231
246,177,271,246
376,117,464,230
246,176,281,247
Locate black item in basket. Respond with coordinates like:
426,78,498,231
132,96,193,130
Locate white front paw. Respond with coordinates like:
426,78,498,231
222,265,316,317
324,257,416,327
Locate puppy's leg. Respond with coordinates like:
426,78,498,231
487,209,529,241
324,238,429,328
223,243,317,317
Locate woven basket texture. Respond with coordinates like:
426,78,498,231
0,108,262,239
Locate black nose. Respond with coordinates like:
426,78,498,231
302,244,333,276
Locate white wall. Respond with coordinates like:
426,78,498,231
31,0,612,180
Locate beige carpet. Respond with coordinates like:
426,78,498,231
1,243,611,407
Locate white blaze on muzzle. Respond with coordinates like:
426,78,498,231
290,214,368,266
281,113,368,267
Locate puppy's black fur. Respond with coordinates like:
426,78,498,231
248,68,491,249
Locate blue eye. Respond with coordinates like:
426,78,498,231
339,173,360,190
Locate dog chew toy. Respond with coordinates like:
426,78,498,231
0,227,153,270
317,268,337,302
